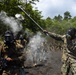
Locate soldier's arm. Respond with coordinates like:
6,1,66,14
18,53,25,61
12,53,25,62
0,42,5,57
44,30,64,41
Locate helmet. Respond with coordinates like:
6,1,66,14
4,30,14,44
66,28,76,40
19,34,23,40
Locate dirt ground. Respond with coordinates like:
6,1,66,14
24,38,63,75
24,50,62,75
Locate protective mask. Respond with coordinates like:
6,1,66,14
66,34,71,39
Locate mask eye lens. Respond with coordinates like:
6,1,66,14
66,34,71,39
5,36,11,42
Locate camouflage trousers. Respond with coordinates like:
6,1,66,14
2,67,25,75
61,54,76,75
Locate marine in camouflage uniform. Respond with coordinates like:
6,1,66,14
0,30,26,75
44,28,76,75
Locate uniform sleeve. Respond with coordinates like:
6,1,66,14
13,40,26,62
0,42,3,51
14,56,25,62
13,48,26,62
47,32,64,41
67,39,76,53
0,42,4,58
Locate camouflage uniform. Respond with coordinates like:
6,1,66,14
46,31,76,75
0,40,25,75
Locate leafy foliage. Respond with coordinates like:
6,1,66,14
0,0,42,35
0,0,76,38
64,11,72,20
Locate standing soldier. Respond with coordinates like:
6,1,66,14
0,30,25,75
43,28,76,75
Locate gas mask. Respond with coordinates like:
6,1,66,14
66,28,76,40
4,30,14,44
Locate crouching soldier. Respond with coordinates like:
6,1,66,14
0,30,25,75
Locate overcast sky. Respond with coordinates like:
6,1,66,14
33,0,76,19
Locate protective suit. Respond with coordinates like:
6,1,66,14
0,30,25,75
44,28,76,75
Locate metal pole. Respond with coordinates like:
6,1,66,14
18,6,44,32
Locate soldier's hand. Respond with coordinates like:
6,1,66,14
43,30,48,34
5,57,13,61
43,30,49,35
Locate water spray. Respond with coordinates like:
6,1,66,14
18,6,44,32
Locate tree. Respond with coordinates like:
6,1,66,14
23,5,44,32
70,16,76,28
0,0,29,17
64,11,71,20
54,14,63,22
24,0,39,4
0,0,43,36
45,17,53,30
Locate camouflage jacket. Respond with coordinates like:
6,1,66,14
47,32,76,58
0,40,25,67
